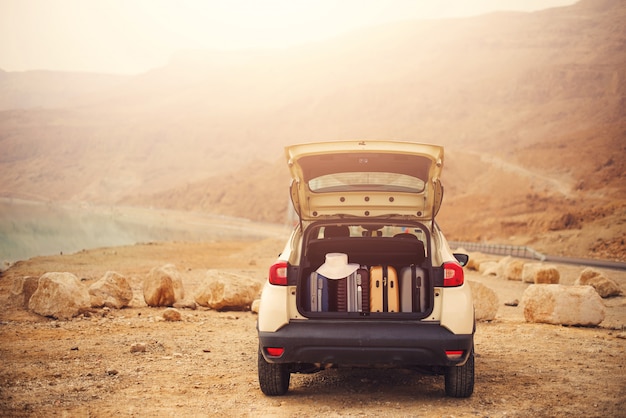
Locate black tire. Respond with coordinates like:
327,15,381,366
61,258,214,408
444,350,474,398
258,349,290,396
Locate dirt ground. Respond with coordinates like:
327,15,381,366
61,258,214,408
0,239,625,417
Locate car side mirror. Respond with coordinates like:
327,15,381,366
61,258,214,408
453,253,469,267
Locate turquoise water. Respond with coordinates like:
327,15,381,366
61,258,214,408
0,199,286,263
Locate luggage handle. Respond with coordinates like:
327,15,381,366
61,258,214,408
410,264,425,313
383,265,388,312
356,274,363,313
411,265,419,312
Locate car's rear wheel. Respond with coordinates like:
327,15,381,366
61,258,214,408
258,348,290,396
444,349,474,398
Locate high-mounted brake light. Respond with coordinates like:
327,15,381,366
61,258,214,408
268,261,288,286
443,262,464,287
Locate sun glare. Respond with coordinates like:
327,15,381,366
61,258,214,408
0,0,577,73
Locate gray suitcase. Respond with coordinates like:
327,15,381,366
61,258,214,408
336,267,370,312
399,265,427,313
309,272,329,312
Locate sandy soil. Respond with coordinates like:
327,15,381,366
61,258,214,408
0,239,625,417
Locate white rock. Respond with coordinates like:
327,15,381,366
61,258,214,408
468,281,499,321
251,299,261,314
522,263,560,284
28,272,91,320
195,270,262,311
466,252,498,272
575,268,622,298
496,256,512,278
89,271,133,309
465,252,482,271
11,276,40,308
479,261,499,276
503,259,525,281
1,260,13,273
143,264,185,307
173,301,197,310
521,284,605,326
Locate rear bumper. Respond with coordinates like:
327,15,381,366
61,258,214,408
258,320,473,367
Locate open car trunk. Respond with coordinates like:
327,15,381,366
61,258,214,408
295,221,436,319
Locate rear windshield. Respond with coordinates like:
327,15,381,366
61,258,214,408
309,172,425,193
297,152,432,194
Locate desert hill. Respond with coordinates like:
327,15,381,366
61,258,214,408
0,69,128,111
0,0,624,261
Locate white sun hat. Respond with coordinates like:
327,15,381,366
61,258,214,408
316,253,359,280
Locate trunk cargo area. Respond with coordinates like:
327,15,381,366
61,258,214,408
297,234,434,318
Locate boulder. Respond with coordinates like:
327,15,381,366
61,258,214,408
89,271,133,309
496,256,512,278
479,261,499,276
143,264,185,307
11,276,40,308
575,268,622,298
173,301,197,310
464,251,482,271
522,263,560,284
251,299,261,314
521,284,605,326
468,281,499,321
195,270,262,311
465,252,498,272
1,260,13,273
578,268,600,283
162,307,182,321
503,259,525,281
28,272,91,320
130,343,147,353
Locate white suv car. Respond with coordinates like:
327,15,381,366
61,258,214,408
257,140,474,398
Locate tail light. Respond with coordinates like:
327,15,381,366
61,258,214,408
269,261,288,286
443,262,464,287
265,347,285,357
445,350,465,360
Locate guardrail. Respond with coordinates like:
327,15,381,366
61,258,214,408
449,241,546,261
449,241,626,271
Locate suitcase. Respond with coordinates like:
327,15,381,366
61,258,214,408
370,265,399,312
336,267,370,312
399,265,428,313
309,272,329,312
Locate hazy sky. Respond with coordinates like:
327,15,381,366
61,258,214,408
1,0,578,74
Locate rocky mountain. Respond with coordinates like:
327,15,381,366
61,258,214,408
0,0,624,260
0,69,127,111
